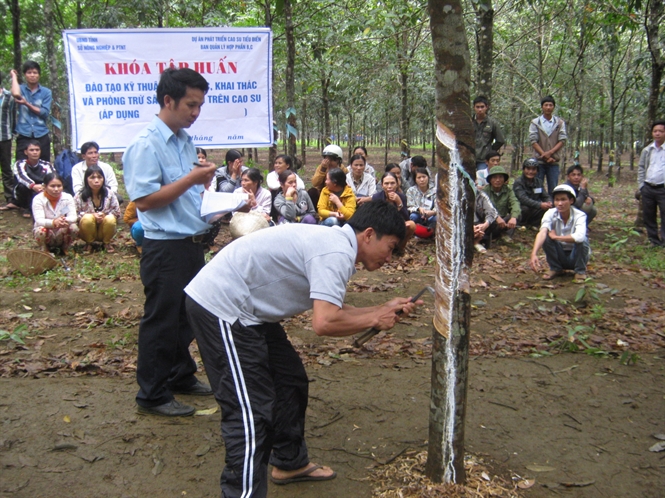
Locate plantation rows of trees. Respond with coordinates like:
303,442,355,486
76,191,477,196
1,0,663,171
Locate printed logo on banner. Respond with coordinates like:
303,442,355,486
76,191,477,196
63,28,273,152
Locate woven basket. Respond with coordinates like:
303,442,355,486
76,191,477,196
229,212,269,240
6,249,59,276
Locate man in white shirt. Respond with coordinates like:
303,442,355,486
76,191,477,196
530,184,589,283
71,141,121,201
637,120,665,247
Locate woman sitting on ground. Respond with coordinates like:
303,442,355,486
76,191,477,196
266,154,305,192
75,165,121,253
32,173,78,255
377,163,404,193
372,172,416,254
346,153,376,205
317,167,356,226
406,167,437,237
123,200,143,254
273,170,317,224
233,167,273,223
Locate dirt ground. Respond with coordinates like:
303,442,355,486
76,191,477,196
1,166,664,497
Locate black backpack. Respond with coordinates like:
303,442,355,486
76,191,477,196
54,149,80,195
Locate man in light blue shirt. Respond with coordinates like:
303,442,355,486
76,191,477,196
10,61,52,162
122,67,217,417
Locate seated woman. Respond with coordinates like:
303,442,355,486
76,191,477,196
372,172,416,254
346,153,376,205
123,200,144,254
215,149,247,193
377,163,404,193
273,170,317,224
32,173,78,255
317,167,356,226
75,165,121,253
233,168,273,223
266,154,305,191
406,167,437,237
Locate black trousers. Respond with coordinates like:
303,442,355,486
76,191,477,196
186,298,310,498
520,205,546,228
16,134,51,162
135,238,205,407
642,183,665,246
0,139,13,202
13,183,36,210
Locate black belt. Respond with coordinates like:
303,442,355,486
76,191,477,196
645,182,664,188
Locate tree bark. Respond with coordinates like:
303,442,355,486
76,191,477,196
426,0,475,485
284,0,297,159
8,0,22,72
44,0,62,155
645,0,664,138
474,0,494,101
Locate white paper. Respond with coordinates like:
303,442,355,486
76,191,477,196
200,190,248,222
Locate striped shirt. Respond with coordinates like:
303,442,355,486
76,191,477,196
0,89,16,141
15,158,54,188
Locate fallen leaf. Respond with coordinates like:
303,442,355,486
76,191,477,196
194,406,219,416
195,443,210,457
653,434,665,441
560,480,595,487
481,471,490,481
649,441,665,452
518,479,535,489
63,415,71,423
526,465,556,472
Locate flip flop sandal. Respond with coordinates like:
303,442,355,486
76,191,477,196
270,464,337,485
542,271,563,280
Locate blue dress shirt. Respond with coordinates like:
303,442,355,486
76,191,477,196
122,116,210,240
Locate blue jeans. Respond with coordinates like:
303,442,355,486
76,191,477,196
131,221,144,246
321,217,341,227
537,162,559,197
409,212,437,229
543,236,590,274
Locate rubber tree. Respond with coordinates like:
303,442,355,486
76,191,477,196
426,0,476,485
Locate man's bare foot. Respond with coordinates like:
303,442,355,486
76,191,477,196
271,462,336,484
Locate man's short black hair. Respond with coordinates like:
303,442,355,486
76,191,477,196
22,60,41,74
651,120,665,131
473,96,489,107
80,141,100,155
485,151,500,161
411,155,427,169
541,95,556,107
156,68,209,108
348,200,406,241
25,139,41,151
566,164,583,176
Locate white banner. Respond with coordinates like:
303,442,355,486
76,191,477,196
63,28,273,152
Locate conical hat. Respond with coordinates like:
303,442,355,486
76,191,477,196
6,249,59,276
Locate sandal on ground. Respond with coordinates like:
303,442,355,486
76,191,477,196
83,244,93,254
270,464,337,485
21,209,32,218
573,273,587,283
105,244,115,254
542,270,563,280
0,202,18,211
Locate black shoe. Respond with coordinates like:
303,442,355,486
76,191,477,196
137,400,195,417
171,379,213,396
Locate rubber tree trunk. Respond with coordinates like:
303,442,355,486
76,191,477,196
45,0,62,156
474,0,494,102
645,0,664,139
9,0,22,73
426,0,475,484
284,0,297,159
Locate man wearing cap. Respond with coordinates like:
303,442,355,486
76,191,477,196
308,144,347,207
530,184,589,283
637,120,665,247
513,158,552,228
483,165,521,238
